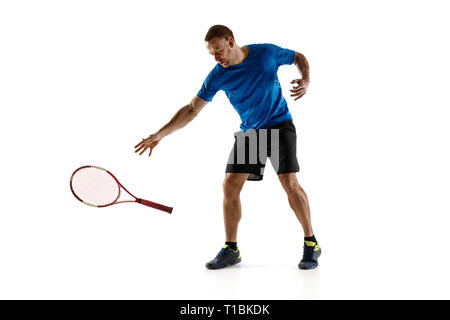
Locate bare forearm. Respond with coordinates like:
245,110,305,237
295,53,310,83
157,104,197,138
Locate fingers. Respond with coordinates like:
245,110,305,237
290,79,307,101
290,86,305,93
134,140,144,149
140,148,149,156
290,87,307,100
292,91,306,101
290,87,306,95
135,146,145,154
138,145,148,155
135,139,148,154
291,78,307,84
290,84,306,94
138,145,154,156
135,137,152,149
134,138,157,157
290,91,305,98
291,79,305,86
135,140,145,152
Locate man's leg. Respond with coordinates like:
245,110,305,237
222,173,249,242
278,172,321,269
278,172,313,237
205,173,249,269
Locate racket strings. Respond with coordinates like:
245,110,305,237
71,167,120,206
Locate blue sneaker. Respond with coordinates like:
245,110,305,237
298,241,321,270
206,245,241,269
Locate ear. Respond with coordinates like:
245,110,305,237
227,37,235,48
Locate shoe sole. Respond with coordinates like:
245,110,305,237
298,263,318,270
206,258,241,270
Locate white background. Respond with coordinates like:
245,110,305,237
1,0,449,299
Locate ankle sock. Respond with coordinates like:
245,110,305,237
304,235,317,244
225,241,238,251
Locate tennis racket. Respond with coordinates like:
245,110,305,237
70,165,173,214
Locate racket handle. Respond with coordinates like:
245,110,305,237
137,198,173,214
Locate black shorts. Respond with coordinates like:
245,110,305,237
225,120,300,181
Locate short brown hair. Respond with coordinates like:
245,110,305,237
204,25,235,42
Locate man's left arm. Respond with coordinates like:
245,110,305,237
290,52,310,101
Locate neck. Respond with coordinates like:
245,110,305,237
232,45,249,65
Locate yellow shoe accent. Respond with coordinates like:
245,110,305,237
305,241,320,252
305,241,316,247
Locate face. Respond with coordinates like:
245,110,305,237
206,37,234,67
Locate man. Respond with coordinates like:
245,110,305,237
134,25,321,270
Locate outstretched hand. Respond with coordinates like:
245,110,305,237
134,133,162,157
290,79,309,101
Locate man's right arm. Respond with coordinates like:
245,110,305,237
134,96,208,156
157,96,208,138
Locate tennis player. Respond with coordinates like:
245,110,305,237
135,25,321,270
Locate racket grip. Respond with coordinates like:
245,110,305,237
137,198,173,214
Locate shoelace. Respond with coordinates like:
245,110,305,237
215,248,228,259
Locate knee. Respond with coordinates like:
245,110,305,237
223,177,244,199
280,175,306,198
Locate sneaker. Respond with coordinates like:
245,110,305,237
298,241,321,270
205,245,241,270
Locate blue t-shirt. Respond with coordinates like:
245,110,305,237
197,43,296,131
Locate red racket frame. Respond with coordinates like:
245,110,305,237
70,165,173,214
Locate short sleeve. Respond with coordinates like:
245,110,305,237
269,44,295,66
197,66,221,102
